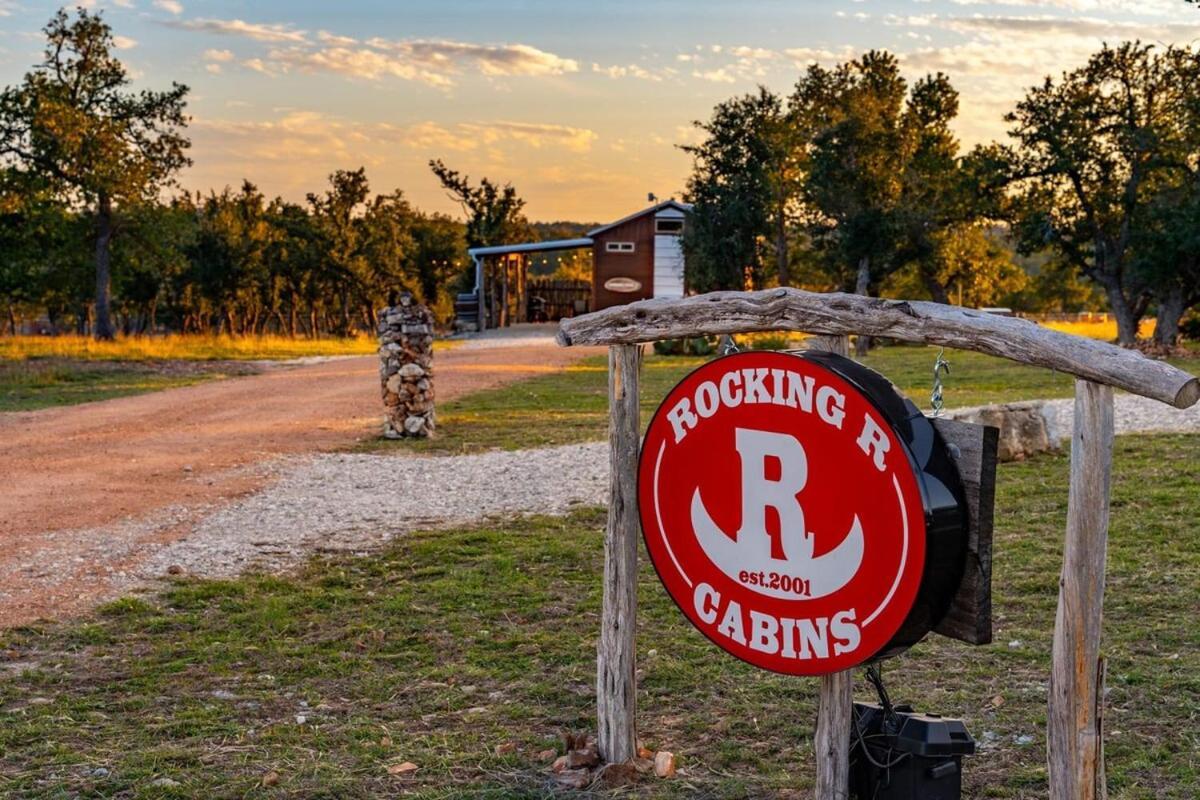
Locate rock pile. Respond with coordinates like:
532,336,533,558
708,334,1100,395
378,293,435,438
548,732,676,789
947,401,1056,461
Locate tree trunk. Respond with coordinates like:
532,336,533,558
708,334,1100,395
854,256,871,357
6,303,16,335
1102,284,1140,346
1153,284,1186,349
775,209,790,288
919,262,951,305
94,193,116,341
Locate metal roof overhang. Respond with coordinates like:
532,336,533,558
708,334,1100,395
468,238,594,257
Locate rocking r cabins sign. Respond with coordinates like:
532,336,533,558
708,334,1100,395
638,350,966,676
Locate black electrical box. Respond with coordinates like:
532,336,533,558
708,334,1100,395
849,702,976,800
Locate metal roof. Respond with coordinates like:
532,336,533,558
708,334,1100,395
468,237,594,258
586,199,693,238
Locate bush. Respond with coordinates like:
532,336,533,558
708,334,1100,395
1181,310,1200,343
653,336,717,356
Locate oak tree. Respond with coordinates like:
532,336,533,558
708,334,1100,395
0,9,190,339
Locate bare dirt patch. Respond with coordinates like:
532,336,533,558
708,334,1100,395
0,339,596,626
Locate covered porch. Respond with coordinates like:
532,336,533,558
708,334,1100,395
456,238,594,331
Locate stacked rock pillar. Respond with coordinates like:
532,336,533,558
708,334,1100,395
378,292,435,438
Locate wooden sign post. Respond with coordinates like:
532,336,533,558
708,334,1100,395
596,343,641,764
809,334,854,800
558,288,1200,798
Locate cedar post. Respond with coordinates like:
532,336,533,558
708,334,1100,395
597,344,641,764
1048,380,1114,800
809,334,853,800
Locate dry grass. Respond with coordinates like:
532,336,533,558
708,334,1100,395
0,334,384,362
1039,318,1156,340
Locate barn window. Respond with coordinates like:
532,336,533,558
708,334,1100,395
655,218,684,235
606,241,636,253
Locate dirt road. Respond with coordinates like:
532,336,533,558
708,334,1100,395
0,340,593,625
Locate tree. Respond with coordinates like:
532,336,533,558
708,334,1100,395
429,159,530,249
681,87,788,292
794,51,908,316
0,8,190,339
888,224,1027,308
409,212,465,309
1003,42,1191,345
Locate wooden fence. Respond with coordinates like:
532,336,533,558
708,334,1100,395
527,278,591,322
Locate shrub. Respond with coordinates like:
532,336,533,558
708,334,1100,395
653,336,717,356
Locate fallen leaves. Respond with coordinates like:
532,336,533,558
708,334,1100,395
386,761,419,776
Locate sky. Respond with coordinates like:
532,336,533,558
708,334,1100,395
2,1,1199,223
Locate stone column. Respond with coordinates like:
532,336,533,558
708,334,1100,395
378,292,435,438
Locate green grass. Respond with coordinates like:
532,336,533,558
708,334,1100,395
363,344,1200,455
0,360,254,412
1,434,1198,798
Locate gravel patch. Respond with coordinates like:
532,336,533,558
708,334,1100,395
1042,393,1200,442
139,442,610,580
950,393,1200,444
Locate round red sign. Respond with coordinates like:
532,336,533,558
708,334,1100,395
638,351,928,675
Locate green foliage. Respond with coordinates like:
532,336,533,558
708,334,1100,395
682,87,788,292
652,337,717,356
0,8,191,339
1001,42,1200,345
429,159,531,250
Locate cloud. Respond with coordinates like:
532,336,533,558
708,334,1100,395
154,0,183,13
205,63,222,74
783,46,858,66
203,48,234,62
366,38,579,77
112,35,137,50
317,30,358,46
191,112,598,169
262,46,455,86
165,18,308,44
692,67,736,83
884,11,1200,146
592,62,661,81
248,38,578,87
947,0,1181,13
470,121,598,152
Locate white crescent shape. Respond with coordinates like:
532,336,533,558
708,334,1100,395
690,488,864,601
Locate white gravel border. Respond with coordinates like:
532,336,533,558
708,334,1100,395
138,442,610,580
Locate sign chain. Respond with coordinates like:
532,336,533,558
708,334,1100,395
931,348,951,417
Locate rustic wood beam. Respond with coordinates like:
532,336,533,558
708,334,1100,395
596,344,641,764
557,289,1200,409
1048,380,1114,800
809,335,853,800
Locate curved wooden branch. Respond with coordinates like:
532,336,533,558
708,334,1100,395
557,289,1200,409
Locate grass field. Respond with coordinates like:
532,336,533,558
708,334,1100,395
1,434,1196,798
365,343,1200,455
0,360,261,413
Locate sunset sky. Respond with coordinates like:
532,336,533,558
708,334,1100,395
2,0,1199,222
